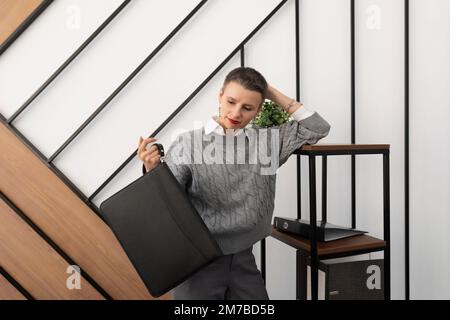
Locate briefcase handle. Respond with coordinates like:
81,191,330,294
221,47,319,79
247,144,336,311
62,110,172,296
141,143,165,175
154,143,165,162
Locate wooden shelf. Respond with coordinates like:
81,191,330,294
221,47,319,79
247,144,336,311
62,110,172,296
294,143,390,156
299,143,390,152
271,226,386,259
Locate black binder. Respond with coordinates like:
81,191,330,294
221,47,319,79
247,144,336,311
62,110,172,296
99,144,223,297
274,217,367,242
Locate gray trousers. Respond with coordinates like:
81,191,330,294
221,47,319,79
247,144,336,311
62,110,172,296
171,246,269,300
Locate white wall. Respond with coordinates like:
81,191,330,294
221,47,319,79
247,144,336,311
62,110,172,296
1,0,449,300
409,0,450,300
355,0,406,300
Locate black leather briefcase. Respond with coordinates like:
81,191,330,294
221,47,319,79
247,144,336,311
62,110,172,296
99,144,223,297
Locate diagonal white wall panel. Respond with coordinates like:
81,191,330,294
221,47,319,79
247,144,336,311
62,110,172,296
13,0,200,157
53,0,281,196
0,0,124,117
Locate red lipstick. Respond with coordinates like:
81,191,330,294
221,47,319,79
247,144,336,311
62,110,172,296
228,118,240,125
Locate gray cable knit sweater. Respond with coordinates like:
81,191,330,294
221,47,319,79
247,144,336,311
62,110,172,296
143,112,330,255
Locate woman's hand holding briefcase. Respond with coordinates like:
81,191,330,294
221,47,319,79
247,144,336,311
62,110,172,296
138,136,160,173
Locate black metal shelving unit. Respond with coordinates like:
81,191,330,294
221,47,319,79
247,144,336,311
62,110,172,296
271,143,391,300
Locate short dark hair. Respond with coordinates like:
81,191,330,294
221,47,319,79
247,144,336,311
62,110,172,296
222,67,268,106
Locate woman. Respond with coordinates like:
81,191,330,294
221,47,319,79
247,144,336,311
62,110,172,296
137,67,331,300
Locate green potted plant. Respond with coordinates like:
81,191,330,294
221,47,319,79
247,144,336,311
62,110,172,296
251,100,291,128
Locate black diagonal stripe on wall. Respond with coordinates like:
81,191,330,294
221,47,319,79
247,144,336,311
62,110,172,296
0,266,34,300
0,0,53,56
47,0,208,163
0,191,111,300
8,0,132,124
